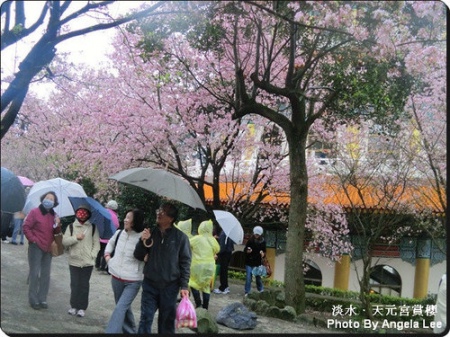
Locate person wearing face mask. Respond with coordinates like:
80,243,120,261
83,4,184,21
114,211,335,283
23,191,62,310
62,204,100,318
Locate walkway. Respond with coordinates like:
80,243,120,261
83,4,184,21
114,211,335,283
1,240,332,335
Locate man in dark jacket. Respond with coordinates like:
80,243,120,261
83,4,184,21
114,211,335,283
134,202,191,334
213,230,235,294
244,226,266,296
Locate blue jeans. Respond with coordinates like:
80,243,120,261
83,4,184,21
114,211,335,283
11,218,24,244
138,279,179,334
28,243,52,305
105,277,142,333
244,265,263,294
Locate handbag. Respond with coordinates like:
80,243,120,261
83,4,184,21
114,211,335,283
51,233,64,257
176,296,197,329
263,256,272,277
252,265,267,277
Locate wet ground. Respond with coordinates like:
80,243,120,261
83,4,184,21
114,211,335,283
1,239,335,335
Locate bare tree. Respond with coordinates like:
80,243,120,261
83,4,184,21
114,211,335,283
1,1,170,138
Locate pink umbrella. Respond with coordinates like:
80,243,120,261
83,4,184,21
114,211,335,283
18,176,34,187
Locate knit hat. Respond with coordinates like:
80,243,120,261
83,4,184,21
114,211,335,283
76,204,91,213
105,200,118,210
253,226,263,236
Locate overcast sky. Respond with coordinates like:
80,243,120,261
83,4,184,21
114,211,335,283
1,1,147,77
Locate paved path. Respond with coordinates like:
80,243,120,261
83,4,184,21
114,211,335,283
1,240,332,335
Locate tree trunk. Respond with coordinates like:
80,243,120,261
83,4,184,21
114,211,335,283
284,128,308,314
359,255,374,320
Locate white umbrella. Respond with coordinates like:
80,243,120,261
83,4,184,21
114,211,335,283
109,167,206,211
23,178,87,217
213,210,244,244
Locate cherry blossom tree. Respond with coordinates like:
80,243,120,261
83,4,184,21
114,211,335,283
128,1,446,313
2,1,445,315
2,22,353,268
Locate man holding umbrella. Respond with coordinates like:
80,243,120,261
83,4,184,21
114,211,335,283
213,230,235,294
133,202,191,334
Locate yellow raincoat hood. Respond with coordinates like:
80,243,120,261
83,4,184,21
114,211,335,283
175,219,193,238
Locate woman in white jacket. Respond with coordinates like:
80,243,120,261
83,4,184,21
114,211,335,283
104,208,146,333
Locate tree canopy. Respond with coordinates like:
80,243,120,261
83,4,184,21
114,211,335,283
1,1,446,313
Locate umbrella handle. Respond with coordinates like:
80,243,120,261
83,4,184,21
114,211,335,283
143,238,154,248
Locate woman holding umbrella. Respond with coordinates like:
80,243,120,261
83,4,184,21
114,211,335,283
23,191,62,310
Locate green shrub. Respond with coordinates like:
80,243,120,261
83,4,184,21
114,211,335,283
229,272,435,324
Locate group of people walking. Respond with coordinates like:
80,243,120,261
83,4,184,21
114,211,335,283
19,190,268,334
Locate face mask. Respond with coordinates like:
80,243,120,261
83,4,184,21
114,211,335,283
42,199,54,210
75,209,90,223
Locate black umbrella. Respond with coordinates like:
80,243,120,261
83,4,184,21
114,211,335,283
1,167,26,213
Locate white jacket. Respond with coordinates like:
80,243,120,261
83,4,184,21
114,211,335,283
62,220,100,268
105,229,144,281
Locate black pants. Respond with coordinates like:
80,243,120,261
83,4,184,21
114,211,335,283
191,288,210,309
217,252,232,291
1,212,13,240
95,242,107,270
69,265,93,310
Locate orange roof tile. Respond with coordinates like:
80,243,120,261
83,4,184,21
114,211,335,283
203,182,445,215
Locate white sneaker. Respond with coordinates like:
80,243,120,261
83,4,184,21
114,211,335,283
223,287,230,294
68,308,77,315
2,239,10,243
213,288,223,294
76,309,85,317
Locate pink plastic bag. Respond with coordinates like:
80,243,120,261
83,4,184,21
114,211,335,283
176,296,197,329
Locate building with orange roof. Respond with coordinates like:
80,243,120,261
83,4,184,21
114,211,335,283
204,181,446,299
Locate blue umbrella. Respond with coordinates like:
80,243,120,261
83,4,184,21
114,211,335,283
68,196,117,240
1,167,26,213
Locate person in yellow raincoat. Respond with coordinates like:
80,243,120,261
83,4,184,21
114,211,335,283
188,219,219,309
175,219,193,239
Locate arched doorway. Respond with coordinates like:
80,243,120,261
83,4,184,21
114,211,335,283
369,264,402,296
304,259,322,286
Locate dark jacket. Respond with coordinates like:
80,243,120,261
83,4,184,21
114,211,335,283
218,231,235,255
134,225,191,290
244,236,266,267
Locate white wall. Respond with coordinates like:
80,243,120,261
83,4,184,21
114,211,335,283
264,252,446,298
